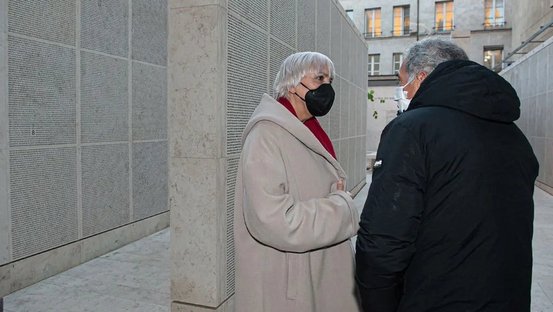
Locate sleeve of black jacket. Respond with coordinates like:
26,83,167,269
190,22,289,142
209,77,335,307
356,121,426,312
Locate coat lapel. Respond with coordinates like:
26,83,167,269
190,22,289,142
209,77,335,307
242,94,346,178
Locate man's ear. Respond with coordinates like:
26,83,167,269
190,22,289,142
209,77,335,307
417,71,427,82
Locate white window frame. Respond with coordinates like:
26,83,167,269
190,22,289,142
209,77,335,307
483,47,503,72
484,0,505,27
365,8,381,38
393,53,404,74
435,1,454,32
368,54,380,76
393,5,410,36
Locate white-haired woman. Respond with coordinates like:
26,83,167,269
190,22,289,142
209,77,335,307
233,51,361,311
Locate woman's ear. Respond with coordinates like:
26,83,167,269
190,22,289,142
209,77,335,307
288,85,297,94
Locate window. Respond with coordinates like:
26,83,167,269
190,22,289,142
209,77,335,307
346,9,354,21
368,54,380,75
393,53,404,74
393,6,410,36
435,1,454,32
483,47,503,72
365,8,382,37
484,0,505,27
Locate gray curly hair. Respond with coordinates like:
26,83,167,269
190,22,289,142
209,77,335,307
273,52,335,99
404,37,468,81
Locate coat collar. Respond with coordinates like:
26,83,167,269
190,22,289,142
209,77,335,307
242,94,346,177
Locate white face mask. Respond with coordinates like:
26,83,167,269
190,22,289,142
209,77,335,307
394,86,408,101
394,88,410,113
395,76,414,113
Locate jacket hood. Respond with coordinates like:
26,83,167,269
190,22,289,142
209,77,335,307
407,60,520,122
242,94,344,176
242,94,310,145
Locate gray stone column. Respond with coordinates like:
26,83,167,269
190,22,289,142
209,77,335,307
168,1,233,311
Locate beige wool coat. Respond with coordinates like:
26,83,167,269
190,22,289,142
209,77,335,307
233,94,361,312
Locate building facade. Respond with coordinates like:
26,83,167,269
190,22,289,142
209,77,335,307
341,0,553,193
510,0,553,53
341,0,513,76
340,0,516,152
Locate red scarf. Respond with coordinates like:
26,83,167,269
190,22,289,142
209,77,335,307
277,97,336,159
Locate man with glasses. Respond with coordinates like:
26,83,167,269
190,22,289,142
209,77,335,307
356,37,538,312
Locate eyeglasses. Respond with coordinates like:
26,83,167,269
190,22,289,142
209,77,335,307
398,76,415,89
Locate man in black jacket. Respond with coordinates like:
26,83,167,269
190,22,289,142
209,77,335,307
356,38,539,312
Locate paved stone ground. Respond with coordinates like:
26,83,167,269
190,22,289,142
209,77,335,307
3,174,553,311
3,230,170,312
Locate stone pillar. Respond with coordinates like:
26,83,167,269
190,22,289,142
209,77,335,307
168,1,233,311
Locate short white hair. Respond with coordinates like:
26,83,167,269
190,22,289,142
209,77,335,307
273,52,335,99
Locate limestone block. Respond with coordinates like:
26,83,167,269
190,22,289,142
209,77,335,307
171,0,227,9
0,261,11,297
81,220,135,263
5,240,82,296
0,214,169,298
172,296,234,312
129,212,170,239
169,157,225,306
81,212,169,263
168,5,226,159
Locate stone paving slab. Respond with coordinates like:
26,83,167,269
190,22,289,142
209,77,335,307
3,229,170,312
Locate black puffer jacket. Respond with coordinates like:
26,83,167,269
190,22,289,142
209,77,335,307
356,60,539,312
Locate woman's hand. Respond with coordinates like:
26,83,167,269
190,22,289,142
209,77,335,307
336,178,345,191
337,178,352,197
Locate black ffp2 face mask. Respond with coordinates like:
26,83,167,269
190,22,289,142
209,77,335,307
297,82,335,117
